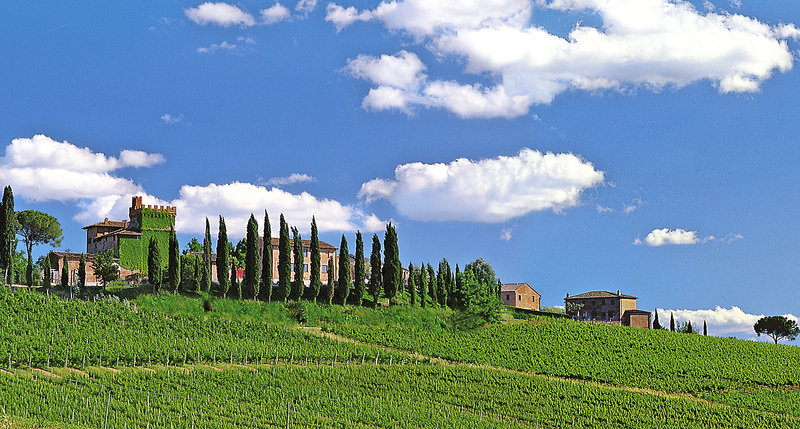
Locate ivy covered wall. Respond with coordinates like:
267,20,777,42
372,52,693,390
118,208,174,274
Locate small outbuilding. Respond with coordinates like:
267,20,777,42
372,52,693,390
501,283,541,311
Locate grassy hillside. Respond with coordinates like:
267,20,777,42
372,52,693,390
1,287,799,428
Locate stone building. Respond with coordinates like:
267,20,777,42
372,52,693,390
501,283,541,311
564,290,651,329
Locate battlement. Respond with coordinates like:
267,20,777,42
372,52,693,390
129,196,177,219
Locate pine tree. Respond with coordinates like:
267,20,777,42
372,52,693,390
260,210,273,301
77,254,86,288
290,227,303,301
368,234,382,306
277,214,291,302
307,217,321,302
407,262,416,305
0,186,15,284
381,223,401,302
336,235,351,305
148,236,162,293
244,214,260,299
216,217,229,297
418,263,427,308
201,218,212,292
703,320,708,336
60,254,68,287
670,313,675,332
352,231,365,305
169,227,181,293
42,252,51,288
326,254,336,305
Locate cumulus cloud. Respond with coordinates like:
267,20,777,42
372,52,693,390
261,3,291,24
263,173,316,186
185,2,256,27
660,306,799,341
295,0,317,15
0,135,164,204
359,148,604,222
330,0,800,118
634,228,700,246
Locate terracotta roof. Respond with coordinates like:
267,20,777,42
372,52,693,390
501,282,541,296
566,291,637,300
82,219,128,229
50,251,97,262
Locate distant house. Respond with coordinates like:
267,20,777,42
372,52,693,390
501,283,541,311
564,290,651,329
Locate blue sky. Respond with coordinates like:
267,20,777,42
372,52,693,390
2,0,800,341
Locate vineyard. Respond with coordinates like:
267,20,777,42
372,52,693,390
1,287,799,427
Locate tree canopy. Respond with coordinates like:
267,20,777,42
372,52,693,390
754,316,800,344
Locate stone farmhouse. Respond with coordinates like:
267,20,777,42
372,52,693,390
565,290,651,329
500,283,541,311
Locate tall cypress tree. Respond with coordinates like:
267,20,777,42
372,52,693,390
260,210,273,301
77,254,86,288
60,254,68,287
381,223,401,302
148,236,162,293
201,218,212,292
653,309,662,330
703,320,708,336
353,231,365,305
407,262,416,305
686,321,694,334
368,234,382,306
307,217,321,302
244,214,260,299
670,313,675,332
216,217,229,297
231,261,240,299
290,227,303,301
168,227,180,293
277,214,291,302
454,264,463,309
418,262,427,308
336,235,351,305
0,186,15,284
42,252,51,288
326,254,336,305
426,264,436,307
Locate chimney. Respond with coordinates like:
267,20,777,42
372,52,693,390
566,293,570,298
617,290,621,296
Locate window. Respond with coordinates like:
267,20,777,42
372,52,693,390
505,294,510,301
303,264,308,272
322,265,327,273
304,248,308,257
518,295,522,301
532,296,536,302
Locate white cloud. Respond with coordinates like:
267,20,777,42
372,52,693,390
500,228,512,241
160,113,184,124
261,3,291,25
359,148,604,222
185,2,256,27
0,135,163,203
596,205,614,213
263,173,316,186
659,306,800,341
346,50,426,91
635,228,700,246
197,40,245,54
295,0,317,15
330,0,800,118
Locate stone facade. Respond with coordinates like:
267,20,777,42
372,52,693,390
501,283,541,311
565,290,651,329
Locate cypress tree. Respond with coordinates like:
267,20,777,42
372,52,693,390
42,252,51,288
418,262,427,308
26,253,34,287
169,227,180,293
231,262,240,299
307,217,321,302
61,254,68,287
368,234,382,306
336,235,351,305
703,320,708,336
352,231,365,305
426,264,436,306
435,262,444,307
148,236,162,293
381,223,401,302
244,214,260,299
290,226,303,301
686,321,694,334
201,218,212,292
216,217,229,297
407,262,416,305
670,313,675,332
454,264,463,309
653,309,662,330
77,254,86,288
277,214,291,302
326,254,336,305
0,186,15,284
260,210,273,301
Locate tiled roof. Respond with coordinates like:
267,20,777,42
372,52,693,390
501,282,541,295
82,219,128,229
566,291,637,300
